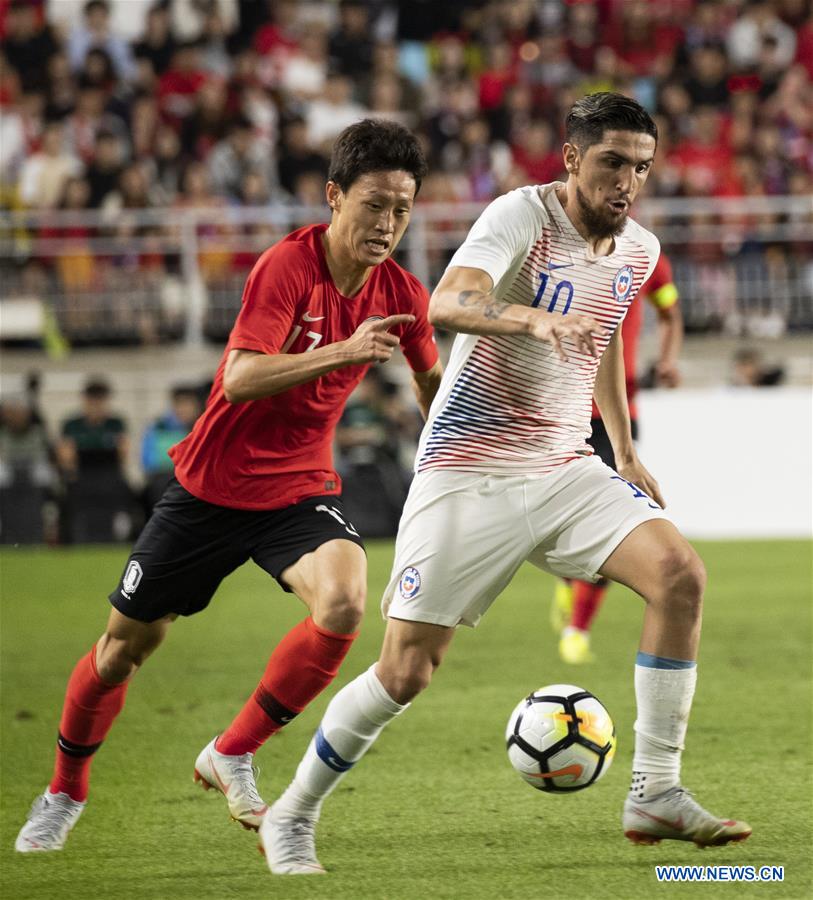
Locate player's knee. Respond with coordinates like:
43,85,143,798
95,634,156,683
313,581,366,633
95,641,138,683
381,664,432,705
654,545,706,617
378,647,442,704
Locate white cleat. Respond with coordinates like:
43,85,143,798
623,785,752,847
15,789,85,852
193,737,268,831
259,803,326,875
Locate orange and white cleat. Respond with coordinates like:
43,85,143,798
15,789,85,852
623,786,752,848
194,737,268,831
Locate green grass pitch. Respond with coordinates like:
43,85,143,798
1,540,811,900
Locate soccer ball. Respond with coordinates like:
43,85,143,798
506,684,616,793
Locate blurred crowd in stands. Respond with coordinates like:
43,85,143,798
1,0,811,213
0,0,810,348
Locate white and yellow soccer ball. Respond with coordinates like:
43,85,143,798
506,684,616,793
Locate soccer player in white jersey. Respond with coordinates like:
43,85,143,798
260,92,752,874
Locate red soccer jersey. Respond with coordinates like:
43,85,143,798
170,224,438,510
591,251,677,420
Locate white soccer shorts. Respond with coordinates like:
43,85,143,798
383,456,670,628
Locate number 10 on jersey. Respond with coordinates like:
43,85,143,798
532,272,574,315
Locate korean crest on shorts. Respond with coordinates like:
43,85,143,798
612,265,635,303
122,560,143,597
399,566,421,599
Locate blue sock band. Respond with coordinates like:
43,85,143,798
314,726,354,773
636,651,696,670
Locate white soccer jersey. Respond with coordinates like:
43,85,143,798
416,182,660,475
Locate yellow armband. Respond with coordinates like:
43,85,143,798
650,282,679,309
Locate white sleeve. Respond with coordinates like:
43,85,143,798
643,233,661,283
447,190,540,290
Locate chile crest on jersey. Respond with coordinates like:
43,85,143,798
612,265,635,304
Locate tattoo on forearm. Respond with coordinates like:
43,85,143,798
457,290,484,307
457,290,508,320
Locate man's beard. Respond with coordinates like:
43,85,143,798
576,186,628,238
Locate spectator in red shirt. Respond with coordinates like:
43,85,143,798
565,1,600,74
668,106,734,195
511,118,565,185
15,118,444,855
157,42,207,125
478,40,515,111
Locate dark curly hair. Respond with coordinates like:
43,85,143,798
565,92,658,151
328,119,428,196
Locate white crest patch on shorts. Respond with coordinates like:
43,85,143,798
612,265,634,303
121,560,143,597
399,566,421,600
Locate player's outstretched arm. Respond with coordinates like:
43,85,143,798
429,266,606,359
223,314,415,403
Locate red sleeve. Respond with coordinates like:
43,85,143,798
639,251,673,297
399,278,439,373
227,241,316,355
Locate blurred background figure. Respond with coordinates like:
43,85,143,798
0,390,54,545
67,0,135,82
731,347,786,387
57,377,131,543
140,383,203,514
335,369,418,539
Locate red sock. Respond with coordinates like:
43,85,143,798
50,646,129,802
216,617,357,756
570,579,610,632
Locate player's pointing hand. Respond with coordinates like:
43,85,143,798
531,312,608,361
343,314,416,364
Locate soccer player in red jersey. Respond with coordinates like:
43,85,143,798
553,251,683,664
15,119,443,853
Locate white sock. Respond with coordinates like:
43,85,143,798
631,660,697,801
274,664,408,818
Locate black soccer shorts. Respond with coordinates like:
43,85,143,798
109,479,365,623
588,417,639,472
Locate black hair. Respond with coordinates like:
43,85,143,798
171,384,200,401
228,114,254,135
84,0,109,15
328,118,428,196
565,92,658,151
83,377,111,398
